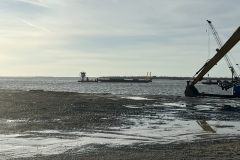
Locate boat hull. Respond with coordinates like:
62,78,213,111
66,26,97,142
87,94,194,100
77,80,98,83
98,79,152,83
202,82,218,85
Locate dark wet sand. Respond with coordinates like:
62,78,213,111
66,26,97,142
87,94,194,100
0,89,240,159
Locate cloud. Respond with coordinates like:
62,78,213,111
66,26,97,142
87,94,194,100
17,0,49,7
22,20,53,33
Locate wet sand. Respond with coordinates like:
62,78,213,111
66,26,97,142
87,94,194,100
0,89,240,159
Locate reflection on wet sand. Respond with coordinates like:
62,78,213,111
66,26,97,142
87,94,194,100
197,120,216,133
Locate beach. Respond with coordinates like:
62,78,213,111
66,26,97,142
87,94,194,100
0,89,240,159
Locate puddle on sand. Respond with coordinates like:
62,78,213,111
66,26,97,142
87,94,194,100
194,105,215,111
163,102,186,107
124,105,142,108
114,102,240,144
121,96,153,100
1,102,240,159
0,133,88,159
0,130,141,159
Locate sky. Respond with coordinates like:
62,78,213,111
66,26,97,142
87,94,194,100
1,0,240,77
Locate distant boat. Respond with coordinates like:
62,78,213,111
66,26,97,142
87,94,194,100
78,72,98,82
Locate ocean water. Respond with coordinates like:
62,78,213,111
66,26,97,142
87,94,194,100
0,77,232,96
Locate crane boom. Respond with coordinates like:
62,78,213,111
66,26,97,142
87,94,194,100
185,25,240,97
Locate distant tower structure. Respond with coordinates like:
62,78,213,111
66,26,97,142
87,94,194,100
80,72,86,81
146,72,152,80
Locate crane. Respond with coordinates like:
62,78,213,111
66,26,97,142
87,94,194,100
207,20,240,90
185,25,240,97
207,20,238,78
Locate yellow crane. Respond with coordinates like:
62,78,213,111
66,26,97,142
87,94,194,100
185,25,240,97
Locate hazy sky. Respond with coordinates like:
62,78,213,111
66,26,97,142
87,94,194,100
1,0,240,77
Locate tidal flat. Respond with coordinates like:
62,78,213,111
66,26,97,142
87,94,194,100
0,89,240,159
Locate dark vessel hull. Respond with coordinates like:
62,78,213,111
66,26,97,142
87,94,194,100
202,82,218,85
77,80,98,83
98,79,152,83
202,79,218,85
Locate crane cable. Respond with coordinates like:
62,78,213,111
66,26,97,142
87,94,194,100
208,22,210,60
207,21,210,77
229,52,240,71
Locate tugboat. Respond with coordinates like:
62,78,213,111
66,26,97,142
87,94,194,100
77,72,98,82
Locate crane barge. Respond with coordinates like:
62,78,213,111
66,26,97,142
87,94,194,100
185,24,240,97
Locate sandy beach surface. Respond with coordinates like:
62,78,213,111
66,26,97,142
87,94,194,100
0,89,240,159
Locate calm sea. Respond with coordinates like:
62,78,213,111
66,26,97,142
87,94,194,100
0,77,232,96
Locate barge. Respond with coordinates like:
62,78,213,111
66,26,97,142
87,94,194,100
98,72,156,83
98,78,153,83
78,72,156,83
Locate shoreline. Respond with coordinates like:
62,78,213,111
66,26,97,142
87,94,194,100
0,89,240,159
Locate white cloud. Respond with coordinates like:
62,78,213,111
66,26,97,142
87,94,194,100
17,0,49,7
22,20,53,33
